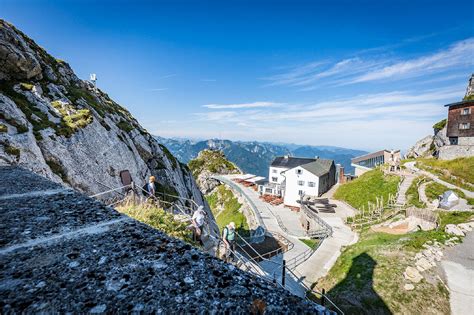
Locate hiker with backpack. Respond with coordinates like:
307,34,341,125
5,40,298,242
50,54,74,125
222,222,236,262
190,206,206,245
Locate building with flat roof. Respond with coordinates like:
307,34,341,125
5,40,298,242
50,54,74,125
351,149,401,176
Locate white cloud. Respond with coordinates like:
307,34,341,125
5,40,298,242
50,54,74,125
263,38,474,90
351,38,474,83
202,101,280,109
198,87,460,124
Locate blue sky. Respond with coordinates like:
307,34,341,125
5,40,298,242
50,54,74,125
2,0,474,151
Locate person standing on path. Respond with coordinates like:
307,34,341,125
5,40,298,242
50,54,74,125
222,222,236,262
190,206,206,245
144,176,156,198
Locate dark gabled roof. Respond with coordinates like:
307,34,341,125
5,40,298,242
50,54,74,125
444,100,474,108
270,156,316,169
301,159,334,177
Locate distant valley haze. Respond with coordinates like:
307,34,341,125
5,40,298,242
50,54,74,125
3,0,473,152
155,137,367,176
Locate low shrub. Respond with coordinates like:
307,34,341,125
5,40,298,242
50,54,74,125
117,204,193,243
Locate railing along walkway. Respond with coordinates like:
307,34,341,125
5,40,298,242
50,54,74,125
89,182,343,314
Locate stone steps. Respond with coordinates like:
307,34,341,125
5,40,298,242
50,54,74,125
396,175,416,206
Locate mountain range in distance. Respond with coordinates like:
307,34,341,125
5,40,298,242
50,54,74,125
155,137,367,177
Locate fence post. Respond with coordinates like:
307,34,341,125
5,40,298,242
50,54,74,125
282,260,286,287
131,181,136,206
321,288,326,306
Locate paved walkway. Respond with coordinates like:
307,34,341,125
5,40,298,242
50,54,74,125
416,180,472,211
441,231,474,315
405,162,474,199
296,201,358,286
396,174,416,206
407,163,473,210
220,175,357,290
418,181,432,207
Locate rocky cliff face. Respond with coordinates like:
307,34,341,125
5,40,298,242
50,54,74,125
464,73,474,100
188,149,241,194
406,123,449,159
0,20,207,212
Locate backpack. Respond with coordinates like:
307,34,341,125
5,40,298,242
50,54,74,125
222,226,235,241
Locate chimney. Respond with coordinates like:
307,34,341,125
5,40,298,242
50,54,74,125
338,166,345,184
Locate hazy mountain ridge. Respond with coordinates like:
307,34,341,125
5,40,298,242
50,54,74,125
156,136,367,176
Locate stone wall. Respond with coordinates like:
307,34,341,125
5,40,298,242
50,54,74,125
438,145,474,160
458,137,474,146
0,166,327,314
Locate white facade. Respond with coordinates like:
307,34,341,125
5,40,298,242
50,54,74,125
352,164,372,177
283,166,320,207
268,166,287,185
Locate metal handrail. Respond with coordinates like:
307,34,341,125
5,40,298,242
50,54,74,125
89,184,132,198
235,232,283,266
270,231,294,251
211,175,265,227
235,233,342,314
286,246,316,270
301,204,333,237
153,189,200,209
89,183,341,313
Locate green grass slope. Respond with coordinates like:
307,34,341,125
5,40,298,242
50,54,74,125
205,185,249,235
334,169,400,210
416,157,474,191
317,211,473,314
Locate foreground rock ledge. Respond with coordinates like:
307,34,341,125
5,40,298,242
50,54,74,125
0,167,327,314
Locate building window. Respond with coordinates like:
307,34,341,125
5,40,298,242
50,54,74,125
298,190,304,196
308,182,316,187
297,180,304,186
461,108,471,115
272,177,278,182
272,169,277,173
265,188,273,194
459,123,471,130
296,169,302,175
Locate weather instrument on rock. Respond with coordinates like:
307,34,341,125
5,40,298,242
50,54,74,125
90,73,97,88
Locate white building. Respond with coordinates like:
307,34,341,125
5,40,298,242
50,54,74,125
259,156,336,207
351,149,401,176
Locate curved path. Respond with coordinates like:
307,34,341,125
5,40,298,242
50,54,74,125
418,181,432,207
216,175,357,289
405,162,474,198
